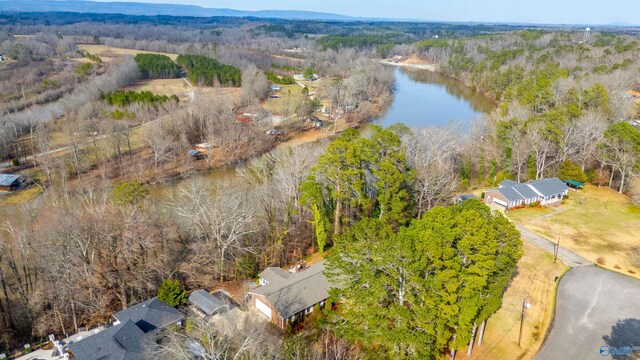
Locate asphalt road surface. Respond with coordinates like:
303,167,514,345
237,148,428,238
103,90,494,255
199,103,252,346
536,265,640,360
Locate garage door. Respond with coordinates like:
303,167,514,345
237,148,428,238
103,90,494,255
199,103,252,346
493,198,507,207
255,298,272,319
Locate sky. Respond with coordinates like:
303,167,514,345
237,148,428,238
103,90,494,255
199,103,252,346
90,0,640,25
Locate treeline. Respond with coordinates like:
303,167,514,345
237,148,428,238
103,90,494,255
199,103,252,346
270,63,303,72
176,54,241,87
414,30,640,194
317,34,402,51
134,53,181,79
265,71,296,84
102,90,179,107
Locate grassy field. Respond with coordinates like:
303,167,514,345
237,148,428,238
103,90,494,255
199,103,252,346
77,44,179,62
457,242,568,360
126,78,191,101
262,83,306,115
508,184,640,279
0,186,43,207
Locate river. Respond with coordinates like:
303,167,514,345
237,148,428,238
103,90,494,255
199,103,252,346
375,66,495,129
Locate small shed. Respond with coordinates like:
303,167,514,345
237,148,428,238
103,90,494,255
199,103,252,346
270,85,282,92
188,290,232,317
454,194,477,204
564,179,584,189
0,174,21,191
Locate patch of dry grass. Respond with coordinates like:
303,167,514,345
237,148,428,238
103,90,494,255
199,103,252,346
0,186,43,207
126,78,191,101
457,242,568,360
509,184,640,279
77,44,178,62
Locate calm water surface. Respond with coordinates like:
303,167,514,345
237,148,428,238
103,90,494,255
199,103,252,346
375,67,495,129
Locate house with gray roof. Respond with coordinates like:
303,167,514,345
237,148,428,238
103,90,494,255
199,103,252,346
67,298,184,360
0,174,22,191
67,320,147,360
113,297,184,333
248,261,330,329
485,177,569,209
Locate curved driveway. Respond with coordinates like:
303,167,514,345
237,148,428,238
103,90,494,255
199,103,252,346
536,265,640,360
517,225,640,360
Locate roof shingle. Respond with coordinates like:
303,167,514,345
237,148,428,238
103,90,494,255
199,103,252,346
250,261,330,319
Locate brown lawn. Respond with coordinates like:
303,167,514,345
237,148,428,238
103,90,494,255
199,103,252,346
508,184,640,279
125,78,191,101
76,44,179,62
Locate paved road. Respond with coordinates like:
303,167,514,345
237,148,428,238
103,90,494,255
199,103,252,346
516,225,592,267
536,265,640,360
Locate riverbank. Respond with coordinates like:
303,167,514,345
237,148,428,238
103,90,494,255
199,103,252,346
381,54,440,71
381,60,439,71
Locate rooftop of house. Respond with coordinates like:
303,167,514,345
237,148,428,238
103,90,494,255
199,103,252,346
258,266,293,284
529,177,569,196
113,297,184,333
188,290,231,316
0,174,21,187
492,177,568,201
67,320,147,360
250,261,330,319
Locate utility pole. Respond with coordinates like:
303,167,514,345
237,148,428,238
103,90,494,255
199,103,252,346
518,297,531,347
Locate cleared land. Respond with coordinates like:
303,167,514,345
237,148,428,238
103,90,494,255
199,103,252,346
0,186,42,207
76,44,179,62
457,241,568,360
125,78,192,102
508,185,640,279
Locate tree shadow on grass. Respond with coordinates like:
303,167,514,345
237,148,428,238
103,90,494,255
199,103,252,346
602,318,640,359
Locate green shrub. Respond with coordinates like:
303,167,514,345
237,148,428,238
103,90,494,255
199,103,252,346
112,180,149,205
157,278,187,307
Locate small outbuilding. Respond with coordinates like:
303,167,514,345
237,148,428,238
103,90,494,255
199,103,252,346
188,290,232,317
454,194,477,204
564,179,584,189
0,174,22,191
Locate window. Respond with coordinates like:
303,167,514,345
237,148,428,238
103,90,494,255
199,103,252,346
305,306,313,314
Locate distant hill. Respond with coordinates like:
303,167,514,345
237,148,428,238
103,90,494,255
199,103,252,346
0,0,362,20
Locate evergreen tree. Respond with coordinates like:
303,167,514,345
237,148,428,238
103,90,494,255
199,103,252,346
326,200,522,359
134,54,181,79
157,279,187,306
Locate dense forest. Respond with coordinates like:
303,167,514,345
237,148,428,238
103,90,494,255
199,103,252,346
134,53,181,79
176,54,242,86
